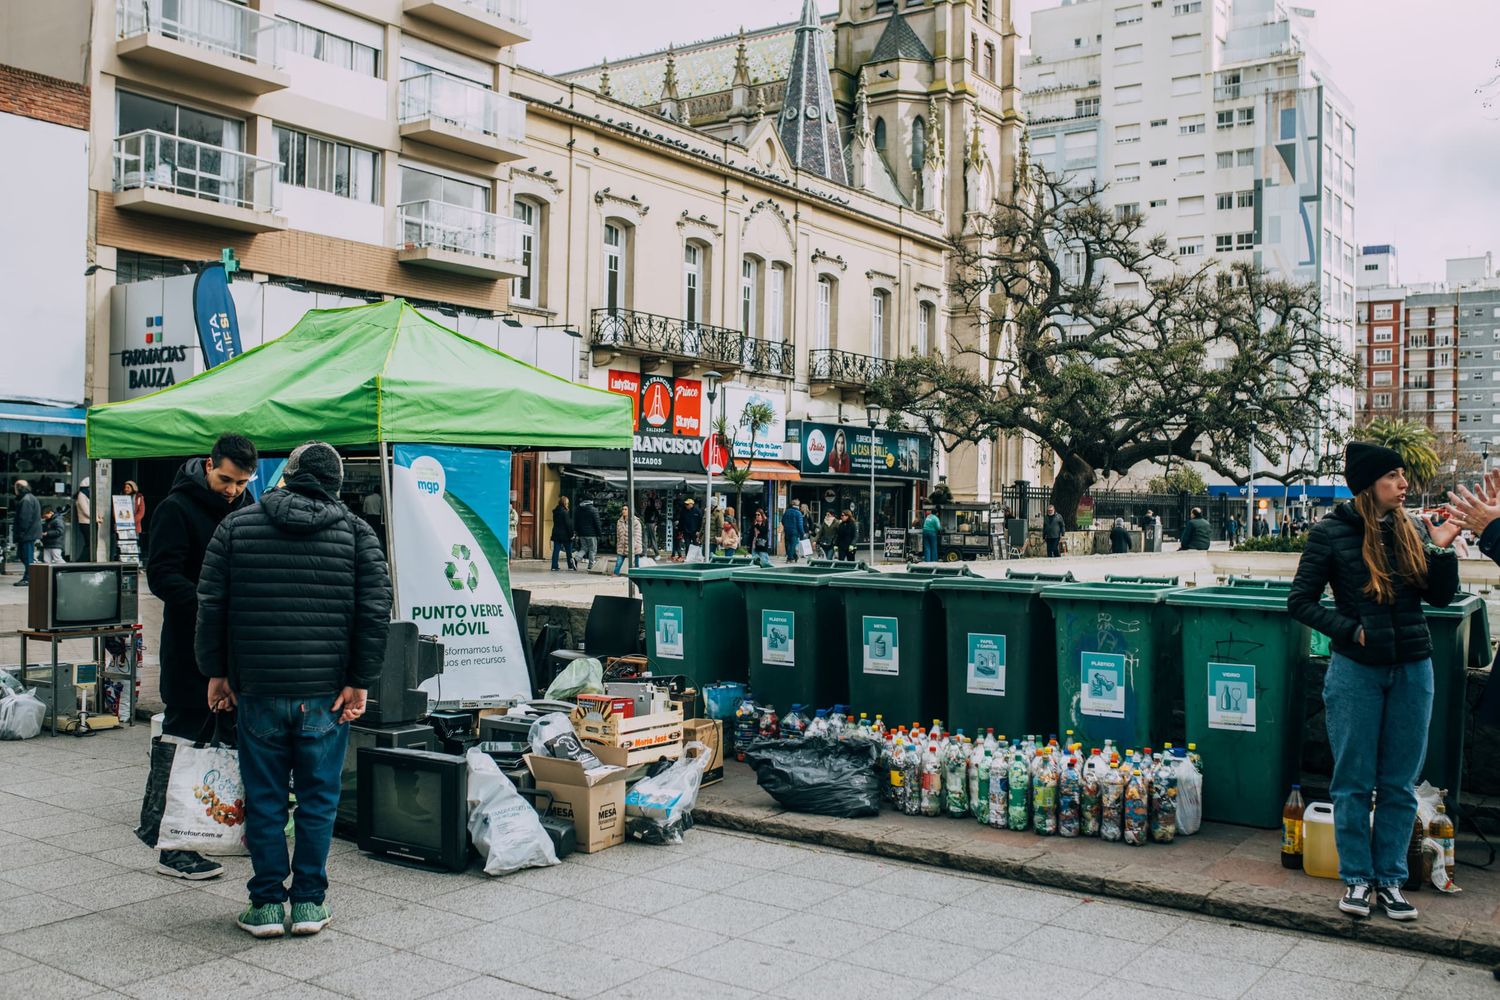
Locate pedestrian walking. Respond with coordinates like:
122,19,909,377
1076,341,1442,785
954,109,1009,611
40,507,65,563
679,497,703,557
72,479,92,561
10,479,41,584
1227,514,1241,546
836,509,858,561
195,441,391,938
1288,442,1459,923
1179,507,1212,551
574,499,602,570
922,508,941,562
143,433,258,881
642,498,660,557
1110,517,1131,554
781,501,806,563
1042,504,1065,558
719,511,741,556
549,496,575,571
750,508,772,567
612,504,644,575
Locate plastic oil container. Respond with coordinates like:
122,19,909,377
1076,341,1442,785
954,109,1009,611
1302,801,1338,879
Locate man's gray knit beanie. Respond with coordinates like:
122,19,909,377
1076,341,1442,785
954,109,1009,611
286,441,344,494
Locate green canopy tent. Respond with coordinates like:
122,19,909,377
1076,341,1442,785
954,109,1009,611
86,299,632,456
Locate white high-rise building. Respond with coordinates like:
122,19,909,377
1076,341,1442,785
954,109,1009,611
1022,0,1356,458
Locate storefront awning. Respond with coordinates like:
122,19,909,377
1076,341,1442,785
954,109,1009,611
0,403,86,437
564,467,689,489
746,461,801,482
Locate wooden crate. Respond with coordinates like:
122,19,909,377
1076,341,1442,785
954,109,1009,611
573,700,684,767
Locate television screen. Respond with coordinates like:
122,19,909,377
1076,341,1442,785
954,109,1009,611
368,761,442,851
54,569,120,623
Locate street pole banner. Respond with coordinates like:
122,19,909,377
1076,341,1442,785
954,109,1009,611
191,263,243,369
392,444,528,706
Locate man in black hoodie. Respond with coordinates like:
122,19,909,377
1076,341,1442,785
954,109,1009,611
196,441,391,939
143,433,257,880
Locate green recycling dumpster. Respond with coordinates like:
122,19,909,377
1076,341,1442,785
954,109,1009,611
1422,593,1489,812
1167,578,1310,828
630,556,758,689
735,560,869,714
830,566,972,726
1042,575,1185,752
930,570,1075,739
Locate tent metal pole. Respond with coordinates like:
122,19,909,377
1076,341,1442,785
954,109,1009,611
626,442,636,598
379,440,400,614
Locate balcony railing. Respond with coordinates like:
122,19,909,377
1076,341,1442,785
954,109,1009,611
1213,74,1300,102
399,74,525,144
809,348,890,386
113,130,280,213
398,200,520,265
464,0,530,25
590,308,746,367
741,338,795,378
117,0,285,67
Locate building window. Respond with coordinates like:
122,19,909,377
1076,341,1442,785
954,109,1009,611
1171,74,1202,97
1115,44,1143,66
1173,1,1203,13
1149,157,1166,167
684,242,706,324
981,0,993,21
874,117,887,151
984,42,996,81
1216,110,1234,130
741,257,759,336
768,264,788,343
512,199,538,304
1116,4,1144,25
1236,189,1254,208
1373,328,1393,342
1178,154,1205,175
1170,33,1202,55
971,33,979,68
1235,231,1254,249
1116,84,1142,105
1215,234,1233,252
1149,198,1166,208
870,289,889,358
1237,148,1254,166
1115,162,1140,183
917,301,934,356
1373,393,1392,408
1373,349,1393,364
274,126,378,202
278,17,380,76
1179,114,1205,135
1116,123,1140,144
1372,372,1392,386
1237,106,1255,126
1116,203,1140,221
1215,192,1233,210
1217,151,1234,169
816,276,834,352
912,116,926,169
1179,195,1204,215
1372,304,1394,321
1179,238,1204,256
1149,118,1167,128
603,222,627,313
1076,97,1101,116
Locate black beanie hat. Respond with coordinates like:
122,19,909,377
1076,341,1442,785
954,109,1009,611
1344,441,1404,496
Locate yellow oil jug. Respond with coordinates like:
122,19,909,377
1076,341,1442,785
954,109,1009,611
1303,801,1339,879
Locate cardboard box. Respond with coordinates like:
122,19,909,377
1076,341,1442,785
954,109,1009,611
682,718,723,786
576,693,636,719
525,744,629,853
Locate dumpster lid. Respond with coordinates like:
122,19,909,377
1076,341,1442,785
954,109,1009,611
1166,585,1292,611
629,561,752,582
1225,576,1294,590
1041,579,1183,605
828,569,942,592
1422,592,1485,619
731,562,871,586
1104,574,1180,586
930,569,1075,594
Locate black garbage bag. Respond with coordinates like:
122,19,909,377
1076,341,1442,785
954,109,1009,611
743,737,882,818
135,737,178,848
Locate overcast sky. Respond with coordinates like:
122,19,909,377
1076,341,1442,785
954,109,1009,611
524,0,1499,285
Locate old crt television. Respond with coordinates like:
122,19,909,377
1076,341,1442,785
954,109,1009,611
28,563,139,631
356,747,469,872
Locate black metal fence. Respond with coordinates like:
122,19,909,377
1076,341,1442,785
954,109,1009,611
997,485,1240,541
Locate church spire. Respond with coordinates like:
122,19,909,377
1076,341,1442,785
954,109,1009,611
730,27,752,117
598,58,611,98
778,0,848,185
658,45,681,121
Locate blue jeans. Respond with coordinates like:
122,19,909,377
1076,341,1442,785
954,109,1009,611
783,530,800,561
612,554,639,575
550,540,574,570
922,530,939,562
1323,652,1433,887
237,694,349,906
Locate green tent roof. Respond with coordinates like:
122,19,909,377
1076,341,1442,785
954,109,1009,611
86,299,633,458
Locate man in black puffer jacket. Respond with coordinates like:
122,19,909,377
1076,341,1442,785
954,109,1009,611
196,441,391,940
143,434,257,881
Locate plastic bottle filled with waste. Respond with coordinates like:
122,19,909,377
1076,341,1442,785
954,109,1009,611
973,745,991,823
988,744,1009,827
872,714,886,737
920,744,943,817
828,705,848,738
1149,753,1178,843
901,739,923,816
984,729,998,754
1032,751,1059,836
733,693,761,761
783,704,809,737
887,737,907,812
1123,768,1149,846
945,735,970,818
1081,748,1104,837
806,708,829,738
1431,791,1456,873
1007,746,1031,831
1058,757,1082,837
966,739,982,816
757,704,780,741
1187,743,1203,775
1101,762,1125,842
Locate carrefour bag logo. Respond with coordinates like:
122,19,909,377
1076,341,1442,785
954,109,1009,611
411,456,446,498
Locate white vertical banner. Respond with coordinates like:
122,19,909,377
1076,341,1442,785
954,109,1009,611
392,444,530,706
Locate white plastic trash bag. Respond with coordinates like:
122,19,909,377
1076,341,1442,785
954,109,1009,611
156,741,248,854
684,544,705,564
1176,758,1203,835
544,656,605,701
466,749,559,875
0,689,46,740
625,741,713,845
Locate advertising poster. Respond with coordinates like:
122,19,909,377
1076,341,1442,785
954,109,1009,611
799,420,931,479
966,633,1007,696
862,616,899,675
1207,661,1257,732
761,610,796,665
655,605,685,659
392,444,529,706
1080,651,1127,718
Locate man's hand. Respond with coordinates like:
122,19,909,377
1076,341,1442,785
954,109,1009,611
207,676,236,712
332,687,367,725
1445,483,1500,537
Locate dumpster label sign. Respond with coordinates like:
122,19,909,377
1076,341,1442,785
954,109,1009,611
654,605,685,659
761,610,795,665
1207,661,1256,732
966,633,1007,696
1080,652,1126,718
862,616,899,675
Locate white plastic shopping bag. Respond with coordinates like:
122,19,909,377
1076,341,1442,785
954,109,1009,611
156,741,248,855
797,538,813,558
0,689,46,740
684,544,705,563
466,749,559,875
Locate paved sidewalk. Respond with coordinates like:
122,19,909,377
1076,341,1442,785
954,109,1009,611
0,723,1494,1000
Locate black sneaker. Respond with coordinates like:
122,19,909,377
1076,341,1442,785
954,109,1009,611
157,850,224,880
1376,886,1418,921
1338,883,1372,917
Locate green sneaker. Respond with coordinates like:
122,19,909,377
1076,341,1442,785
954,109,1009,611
290,901,331,936
236,902,286,939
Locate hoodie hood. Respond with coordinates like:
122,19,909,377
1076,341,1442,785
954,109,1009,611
261,472,346,534
171,456,252,515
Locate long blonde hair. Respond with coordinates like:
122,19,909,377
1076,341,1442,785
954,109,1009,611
1353,489,1427,604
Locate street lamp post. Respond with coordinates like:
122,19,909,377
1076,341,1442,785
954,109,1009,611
867,403,880,565
703,371,722,553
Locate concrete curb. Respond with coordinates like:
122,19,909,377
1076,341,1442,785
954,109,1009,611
693,799,1500,966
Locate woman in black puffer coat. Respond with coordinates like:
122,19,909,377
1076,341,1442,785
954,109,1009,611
1288,442,1460,923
